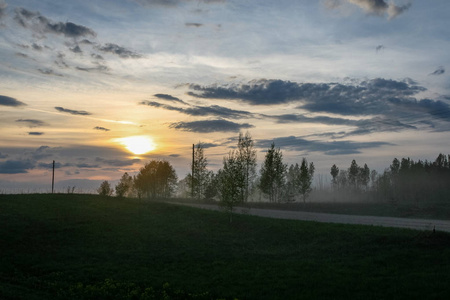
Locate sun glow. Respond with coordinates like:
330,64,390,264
116,136,156,155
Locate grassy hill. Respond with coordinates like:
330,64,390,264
1,194,450,299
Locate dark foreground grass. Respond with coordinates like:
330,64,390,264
1,194,450,300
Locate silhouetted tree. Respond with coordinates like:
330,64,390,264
218,150,245,223
348,160,359,190
330,164,339,189
189,143,211,200
115,172,133,198
299,158,315,203
98,180,113,196
259,143,287,202
237,131,257,202
134,160,177,199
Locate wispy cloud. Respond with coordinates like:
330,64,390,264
326,0,411,20
429,66,445,76
54,106,92,116
93,126,110,131
28,132,44,136
153,94,186,104
257,135,393,155
14,8,96,38
96,43,142,59
169,119,253,133
140,101,255,119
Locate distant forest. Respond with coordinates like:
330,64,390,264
98,133,450,207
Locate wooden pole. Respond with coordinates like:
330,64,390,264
191,144,194,198
52,160,55,194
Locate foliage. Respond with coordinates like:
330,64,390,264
330,164,339,188
237,131,257,202
217,150,245,222
299,158,315,203
259,143,287,202
189,143,212,200
97,180,113,196
134,160,178,199
115,172,134,198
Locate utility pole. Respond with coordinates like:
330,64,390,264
191,144,194,198
52,160,55,194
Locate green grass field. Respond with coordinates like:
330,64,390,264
1,194,450,299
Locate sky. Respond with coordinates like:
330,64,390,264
0,0,449,192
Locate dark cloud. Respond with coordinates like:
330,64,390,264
91,53,104,60
38,68,63,76
70,45,83,53
0,95,26,107
15,52,29,58
55,106,91,116
169,154,180,158
75,163,99,168
153,93,186,104
141,101,255,119
76,65,109,73
28,132,44,136
375,45,385,52
326,0,411,19
95,157,140,167
97,43,142,58
257,136,392,156
14,8,96,38
185,23,203,27
188,78,450,125
0,152,8,159
32,43,43,51
93,126,110,131
30,145,52,160
169,119,253,133
429,66,445,76
0,160,35,174
16,119,47,128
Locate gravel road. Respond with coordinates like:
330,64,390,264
175,203,450,233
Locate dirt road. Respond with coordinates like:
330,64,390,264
175,203,450,232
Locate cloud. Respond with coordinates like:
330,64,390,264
16,119,47,128
429,66,445,76
0,0,7,20
185,23,203,28
75,65,109,73
28,132,44,136
55,106,91,115
38,68,63,76
326,0,411,19
0,95,26,107
14,8,97,38
140,101,255,119
96,43,142,58
0,152,8,159
133,0,225,7
0,160,35,174
153,93,186,104
95,157,140,167
93,126,110,132
375,45,385,52
257,135,392,155
169,119,254,133
188,78,425,108
70,45,83,54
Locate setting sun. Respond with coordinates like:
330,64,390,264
116,136,156,155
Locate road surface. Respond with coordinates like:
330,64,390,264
174,203,450,232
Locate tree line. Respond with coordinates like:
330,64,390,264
97,132,449,212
